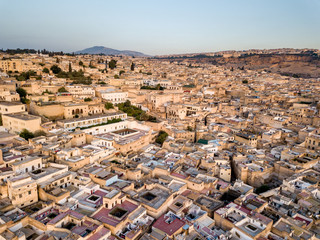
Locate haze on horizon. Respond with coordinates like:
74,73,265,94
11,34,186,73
0,0,320,55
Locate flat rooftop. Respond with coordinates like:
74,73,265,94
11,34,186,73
0,101,24,106
137,187,171,209
58,112,125,124
3,113,40,121
195,196,223,211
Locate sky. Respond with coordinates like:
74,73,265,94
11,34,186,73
0,0,320,55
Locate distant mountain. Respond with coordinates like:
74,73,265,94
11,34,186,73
75,46,149,57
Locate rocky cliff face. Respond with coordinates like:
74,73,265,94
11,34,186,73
220,54,319,66
159,53,320,78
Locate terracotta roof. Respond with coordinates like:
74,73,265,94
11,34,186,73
87,227,110,240
152,214,185,236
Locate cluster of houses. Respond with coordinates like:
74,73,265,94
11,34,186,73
0,51,319,239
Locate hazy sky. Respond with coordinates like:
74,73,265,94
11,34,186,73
0,0,320,55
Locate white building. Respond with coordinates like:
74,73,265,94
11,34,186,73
57,112,127,130
100,90,128,104
66,85,95,99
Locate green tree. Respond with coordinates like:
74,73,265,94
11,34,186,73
16,70,37,81
119,70,125,76
117,100,157,122
105,102,114,110
140,112,149,121
21,98,30,104
43,67,49,73
79,61,84,66
34,130,47,137
68,62,72,72
155,131,168,146
19,129,34,140
109,59,117,69
84,97,92,102
130,62,135,71
114,74,119,79
50,65,62,74
58,87,67,92
255,185,270,194
16,87,27,98
123,100,131,108
42,89,53,95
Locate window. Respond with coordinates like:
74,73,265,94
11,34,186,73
28,191,31,195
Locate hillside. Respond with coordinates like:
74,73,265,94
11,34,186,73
75,46,148,57
154,51,320,78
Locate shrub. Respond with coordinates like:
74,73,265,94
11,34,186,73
155,131,168,146
34,130,47,137
58,87,67,92
19,129,34,140
105,102,114,110
43,67,49,73
50,65,62,74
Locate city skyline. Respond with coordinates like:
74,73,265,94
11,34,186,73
1,0,320,55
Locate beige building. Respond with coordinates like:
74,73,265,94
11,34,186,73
66,85,95,99
30,102,90,119
234,133,258,148
10,156,43,174
0,59,23,72
0,102,25,115
63,103,89,119
147,93,181,111
0,89,20,102
2,112,41,133
7,174,38,208
305,129,320,151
